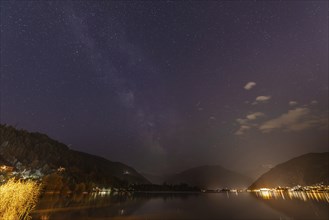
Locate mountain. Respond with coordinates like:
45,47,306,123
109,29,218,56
249,152,329,189
167,165,252,189
141,172,168,185
0,124,150,187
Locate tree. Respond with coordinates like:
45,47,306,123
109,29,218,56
42,173,63,192
74,183,86,193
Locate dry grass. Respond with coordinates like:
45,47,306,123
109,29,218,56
0,179,41,220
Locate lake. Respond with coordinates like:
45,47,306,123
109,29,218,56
32,191,329,220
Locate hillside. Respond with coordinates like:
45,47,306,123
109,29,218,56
167,165,252,189
0,124,149,187
249,152,329,189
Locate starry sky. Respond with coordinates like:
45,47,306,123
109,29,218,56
1,1,328,176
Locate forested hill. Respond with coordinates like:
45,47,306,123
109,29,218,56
0,124,149,187
249,152,329,189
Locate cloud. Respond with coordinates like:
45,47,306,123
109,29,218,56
311,100,318,105
236,118,249,125
262,164,274,169
252,96,271,105
244,82,256,90
255,96,271,102
246,112,265,120
235,125,251,135
259,107,328,133
235,112,265,135
289,101,298,106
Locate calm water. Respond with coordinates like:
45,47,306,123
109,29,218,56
32,192,329,220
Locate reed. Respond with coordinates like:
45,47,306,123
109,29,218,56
0,179,41,220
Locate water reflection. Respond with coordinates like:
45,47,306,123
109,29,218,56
255,190,329,202
254,191,329,220
32,192,146,220
32,192,329,220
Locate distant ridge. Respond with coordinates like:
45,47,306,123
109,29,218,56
167,165,252,189
249,152,329,189
0,124,150,187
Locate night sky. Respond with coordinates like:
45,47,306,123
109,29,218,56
1,1,328,176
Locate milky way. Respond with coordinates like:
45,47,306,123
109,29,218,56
1,1,328,175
